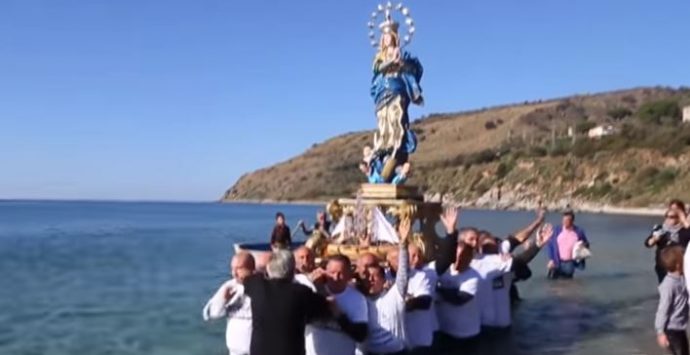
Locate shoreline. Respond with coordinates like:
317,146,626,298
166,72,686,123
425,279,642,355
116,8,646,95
220,199,323,206
220,198,666,217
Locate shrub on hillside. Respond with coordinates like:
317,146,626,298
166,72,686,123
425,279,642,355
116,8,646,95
527,146,548,157
484,121,497,130
637,166,660,181
575,120,597,134
548,142,570,157
572,141,598,158
495,162,513,179
656,169,677,185
621,95,637,105
574,183,614,198
467,149,498,165
637,100,681,125
607,107,633,120
630,166,678,193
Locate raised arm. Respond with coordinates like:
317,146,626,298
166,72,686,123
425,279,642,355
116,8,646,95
510,208,546,247
436,206,459,276
300,221,314,236
517,224,553,265
547,226,559,263
395,218,411,296
511,224,552,280
202,280,237,321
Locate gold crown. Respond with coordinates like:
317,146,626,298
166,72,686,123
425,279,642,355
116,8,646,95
379,16,399,34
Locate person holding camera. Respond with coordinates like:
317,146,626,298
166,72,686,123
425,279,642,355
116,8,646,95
645,209,690,283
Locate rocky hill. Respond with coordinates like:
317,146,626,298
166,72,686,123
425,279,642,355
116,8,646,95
222,87,690,209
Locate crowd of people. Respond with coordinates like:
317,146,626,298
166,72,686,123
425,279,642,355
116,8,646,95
204,207,594,355
646,200,690,355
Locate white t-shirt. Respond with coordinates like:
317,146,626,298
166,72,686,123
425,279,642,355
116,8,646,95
470,254,512,327
306,286,368,355
425,262,440,332
202,279,252,355
365,285,406,353
405,268,437,348
435,265,481,339
489,271,513,328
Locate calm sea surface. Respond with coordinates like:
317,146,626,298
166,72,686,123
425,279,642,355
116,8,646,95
0,201,668,355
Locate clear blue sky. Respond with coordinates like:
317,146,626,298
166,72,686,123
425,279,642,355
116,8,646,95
1,0,689,201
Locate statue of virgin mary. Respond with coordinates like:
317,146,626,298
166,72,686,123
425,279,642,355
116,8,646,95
367,5,423,184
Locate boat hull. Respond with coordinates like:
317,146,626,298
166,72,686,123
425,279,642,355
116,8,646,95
233,242,305,261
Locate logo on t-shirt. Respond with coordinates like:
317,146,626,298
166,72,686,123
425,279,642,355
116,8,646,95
492,276,504,290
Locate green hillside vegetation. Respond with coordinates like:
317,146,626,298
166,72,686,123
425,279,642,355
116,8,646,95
223,87,690,208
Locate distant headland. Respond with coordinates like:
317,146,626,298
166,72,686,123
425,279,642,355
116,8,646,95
223,86,690,214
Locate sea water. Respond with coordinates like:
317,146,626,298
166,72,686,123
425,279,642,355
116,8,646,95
0,201,664,354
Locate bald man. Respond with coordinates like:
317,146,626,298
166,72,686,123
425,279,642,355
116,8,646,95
355,252,379,279
203,251,256,355
294,246,316,274
293,246,319,291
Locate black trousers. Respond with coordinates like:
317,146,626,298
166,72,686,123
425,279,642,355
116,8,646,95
667,330,689,355
406,346,432,355
367,350,407,355
433,332,479,355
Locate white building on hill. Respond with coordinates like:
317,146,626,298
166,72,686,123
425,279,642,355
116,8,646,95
683,106,690,123
588,125,615,139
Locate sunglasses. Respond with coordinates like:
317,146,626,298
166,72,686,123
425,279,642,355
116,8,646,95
666,215,679,219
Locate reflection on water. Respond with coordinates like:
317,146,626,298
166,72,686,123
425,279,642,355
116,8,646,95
0,201,665,354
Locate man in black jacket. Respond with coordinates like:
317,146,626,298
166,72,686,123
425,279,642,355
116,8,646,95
238,250,333,355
